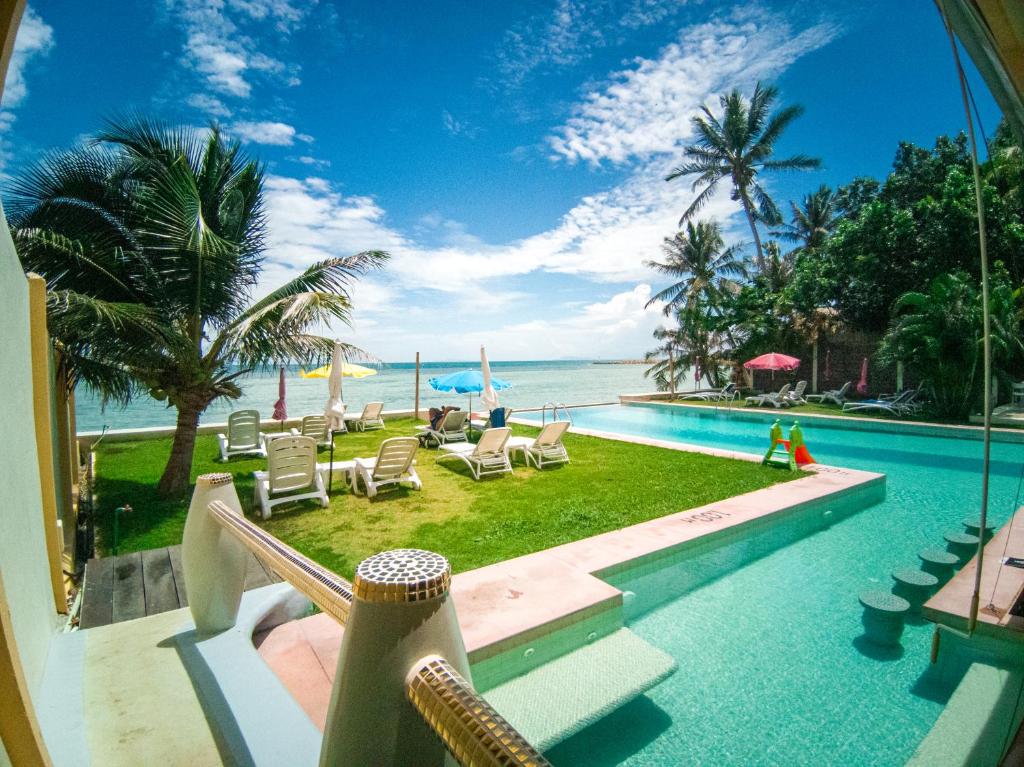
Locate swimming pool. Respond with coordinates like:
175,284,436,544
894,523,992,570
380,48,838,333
521,404,1024,766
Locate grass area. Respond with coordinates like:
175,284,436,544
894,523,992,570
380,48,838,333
93,418,801,578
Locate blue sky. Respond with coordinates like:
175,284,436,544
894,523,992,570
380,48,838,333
1,1,1002,361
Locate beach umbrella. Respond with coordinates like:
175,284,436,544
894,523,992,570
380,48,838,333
480,346,500,411
300,360,377,401
857,356,869,395
272,366,287,431
429,369,511,417
743,352,800,371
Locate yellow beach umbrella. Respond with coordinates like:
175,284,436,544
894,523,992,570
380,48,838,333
299,362,377,379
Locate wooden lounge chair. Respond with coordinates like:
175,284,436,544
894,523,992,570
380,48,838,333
252,435,329,519
745,383,791,408
506,421,570,469
352,437,421,497
343,401,385,432
806,381,851,406
290,414,333,448
217,409,267,461
437,427,513,480
419,410,469,446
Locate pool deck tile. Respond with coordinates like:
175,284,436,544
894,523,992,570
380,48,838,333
923,505,1024,636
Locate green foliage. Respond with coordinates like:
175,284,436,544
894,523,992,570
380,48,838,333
10,117,387,495
92,419,797,577
877,268,1022,418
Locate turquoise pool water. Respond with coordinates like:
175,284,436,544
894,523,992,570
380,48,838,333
522,404,1024,767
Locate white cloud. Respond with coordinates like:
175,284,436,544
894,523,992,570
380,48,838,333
548,8,838,166
168,0,311,99
2,6,54,110
442,110,478,138
187,92,232,117
230,119,300,145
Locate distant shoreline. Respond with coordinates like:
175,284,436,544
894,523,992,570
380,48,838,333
592,360,646,365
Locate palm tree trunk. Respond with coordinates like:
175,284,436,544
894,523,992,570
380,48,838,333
741,198,765,271
157,401,203,498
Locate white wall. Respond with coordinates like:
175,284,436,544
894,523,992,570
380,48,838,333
0,200,58,693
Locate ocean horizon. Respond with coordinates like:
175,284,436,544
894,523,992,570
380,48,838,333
74,359,690,432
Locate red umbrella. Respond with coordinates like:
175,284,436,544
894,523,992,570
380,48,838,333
856,357,869,395
743,353,800,371
272,366,287,429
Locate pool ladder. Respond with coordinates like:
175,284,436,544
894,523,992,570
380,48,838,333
541,401,573,426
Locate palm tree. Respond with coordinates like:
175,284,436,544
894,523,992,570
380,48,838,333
10,118,388,497
644,325,687,396
772,184,838,254
644,219,745,317
666,81,820,270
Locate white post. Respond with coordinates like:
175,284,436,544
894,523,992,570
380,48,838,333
319,549,470,767
812,340,819,393
896,360,904,392
415,351,421,419
181,473,248,634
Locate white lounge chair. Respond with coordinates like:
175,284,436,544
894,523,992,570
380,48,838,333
786,380,808,405
746,383,792,408
806,381,851,407
352,437,421,497
681,383,736,402
438,427,513,480
506,421,570,469
252,435,329,519
842,390,916,416
290,414,333,448
217,409,267,461
344,401,385,431
418,410,469,446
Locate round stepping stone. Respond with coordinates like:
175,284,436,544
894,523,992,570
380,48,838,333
918,547,959,581
963,516,996,543
859,590,910,646
891,567,939,609
944,531,980,565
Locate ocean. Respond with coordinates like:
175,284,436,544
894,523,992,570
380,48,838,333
73,360,676,432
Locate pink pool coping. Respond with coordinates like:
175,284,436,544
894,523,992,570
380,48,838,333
256,447,884,730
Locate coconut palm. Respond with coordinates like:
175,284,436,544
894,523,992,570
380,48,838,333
10,118,387,496
644,219,745,317
667,81,820,270
772,184,838,254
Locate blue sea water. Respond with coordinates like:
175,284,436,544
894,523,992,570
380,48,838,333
73,360,663,432
524,405,1024,766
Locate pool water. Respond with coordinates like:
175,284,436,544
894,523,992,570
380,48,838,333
522,404,1024,767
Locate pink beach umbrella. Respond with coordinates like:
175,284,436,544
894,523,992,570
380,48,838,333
272,366,287,430
743,352,800,372
856,357,869,395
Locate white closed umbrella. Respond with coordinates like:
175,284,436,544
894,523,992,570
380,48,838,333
324,341,346,433
480,345,500,412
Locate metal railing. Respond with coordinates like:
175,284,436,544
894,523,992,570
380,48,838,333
540,401,573,426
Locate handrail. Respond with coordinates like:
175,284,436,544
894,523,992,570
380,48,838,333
540,401,573,426
206,500,353,625
406,655,552,767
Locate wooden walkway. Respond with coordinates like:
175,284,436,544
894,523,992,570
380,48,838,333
80,544,282,629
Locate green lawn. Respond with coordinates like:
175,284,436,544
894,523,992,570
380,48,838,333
93,418,800,578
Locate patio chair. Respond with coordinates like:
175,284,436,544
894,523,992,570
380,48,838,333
745,383,792,408
842,390,916,416
506,421,570,469
437,426,513,480
290,414,333,448
681,383,736,402
217,409,267,462
418,409,469,446
806,381,851,407
471,407,513,431
252,435,329,519
352,437,421,497
343,401,385,431
786,380,808,405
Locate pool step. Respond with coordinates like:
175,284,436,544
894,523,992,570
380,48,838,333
483,627,677,752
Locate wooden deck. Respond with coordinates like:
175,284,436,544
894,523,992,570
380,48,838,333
80,544,282,629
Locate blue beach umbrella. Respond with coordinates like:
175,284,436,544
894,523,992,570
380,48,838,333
428,369,512,416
